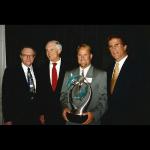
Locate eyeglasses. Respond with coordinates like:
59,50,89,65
21,54,35,58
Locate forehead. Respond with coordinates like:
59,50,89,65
78,47,90,54
22,48,34,54
109,38,122,44
46,42,57,49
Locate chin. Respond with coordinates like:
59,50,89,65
114,56,119,60
81,65,86,68
26,64,32,66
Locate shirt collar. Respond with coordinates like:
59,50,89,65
79,64,91,76
116,55,128,64
50,58,61,65
22,63,33,72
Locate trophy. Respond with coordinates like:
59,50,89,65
66,73,92,123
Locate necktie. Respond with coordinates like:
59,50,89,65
27,67,35,94
52,63,57,91
81,69,84,77
110,62,119,95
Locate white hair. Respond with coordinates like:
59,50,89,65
46,40,62,51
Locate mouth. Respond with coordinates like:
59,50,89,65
113,53,119,57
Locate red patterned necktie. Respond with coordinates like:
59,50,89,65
52,63,57,91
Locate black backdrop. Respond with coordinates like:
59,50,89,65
5,25,150,70
5,25,150,91
4,25,150,122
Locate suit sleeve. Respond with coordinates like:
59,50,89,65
2,68,14,122
92,71,108,122
60,71,70,109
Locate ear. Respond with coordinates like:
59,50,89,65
90,54,93,59
58,49,62,55
20,55,22,59
124,45,127,51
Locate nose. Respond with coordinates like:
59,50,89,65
80,55,85,59
27,55,31,59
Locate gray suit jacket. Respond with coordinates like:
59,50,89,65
60,65,107,125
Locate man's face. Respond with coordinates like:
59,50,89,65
46,43,61,62
108,38,127,61
77,47,93,68
20,48,35,67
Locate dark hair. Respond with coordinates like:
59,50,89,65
107,35,127,46
20,46,36,55
76,43,93,54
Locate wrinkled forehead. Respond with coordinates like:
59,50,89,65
21,48,35,54
46,42,58,49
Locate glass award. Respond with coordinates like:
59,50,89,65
66,74,92,123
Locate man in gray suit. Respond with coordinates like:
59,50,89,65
60,44,107,125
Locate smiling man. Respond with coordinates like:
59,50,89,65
60,43,107,125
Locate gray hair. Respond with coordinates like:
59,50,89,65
46,40,62,51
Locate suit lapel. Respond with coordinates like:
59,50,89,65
72,65,94,78
55,62,64,92
70,66,94,84
71,68,80,77
46,63,53,91
110,57,129,95
115,58,129,85
19,65,30,91
32,66,38,90
86,65,94,78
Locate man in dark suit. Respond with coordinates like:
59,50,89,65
39,40,68,125
2,47,40,125
60,44,107,125
102,35,143,125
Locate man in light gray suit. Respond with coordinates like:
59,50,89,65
60,44,107,125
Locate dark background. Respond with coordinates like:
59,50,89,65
5,25,150,95
3,25,150,124
5,25,150,70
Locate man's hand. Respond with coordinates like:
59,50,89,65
3,121,13,125
62,108,71,121
39,114,45,125
82,112,94,125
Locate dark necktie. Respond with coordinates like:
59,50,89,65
81,69,84,77
52,63,57,91
27,67,35,94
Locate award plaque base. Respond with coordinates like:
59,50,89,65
66,112,88,123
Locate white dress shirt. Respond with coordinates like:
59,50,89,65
112,55,128,77
49,58,61,85
22,63,36,90
79,65,91,77
79,65,92,83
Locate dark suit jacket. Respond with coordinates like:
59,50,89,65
39,60,68,125
102,57,143,125
2,65,40,125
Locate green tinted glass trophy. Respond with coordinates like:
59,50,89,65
66,74,92,123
